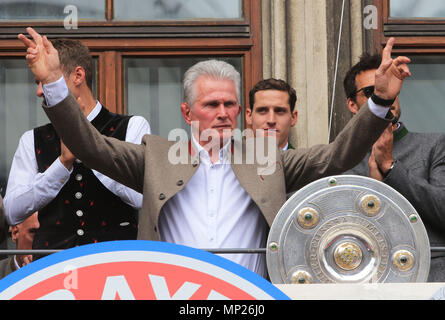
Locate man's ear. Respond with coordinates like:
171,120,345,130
10,226,19,244
71,66,86,87
180,102,192,125
347,98,360,114
291,110,298,127
245,107,252,127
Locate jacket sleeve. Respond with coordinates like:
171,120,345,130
282,103,392,192
42,94,146,194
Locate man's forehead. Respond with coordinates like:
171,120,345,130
194,77,238,99
255,89,289,98
356,69,377,85
195,75,236,88
254,90,290,105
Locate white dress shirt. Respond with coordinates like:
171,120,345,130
4,98,151,226
159,136,269,277
36,76,391,277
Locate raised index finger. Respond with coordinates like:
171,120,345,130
382,37,395,62
26,27,43,46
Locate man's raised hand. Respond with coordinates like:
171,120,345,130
374,37,411,101
18,27,63,84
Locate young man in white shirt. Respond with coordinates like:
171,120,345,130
4,39,151,253
246,78,298,151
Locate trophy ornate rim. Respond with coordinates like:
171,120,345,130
266,175,430,284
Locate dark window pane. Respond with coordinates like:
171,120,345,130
0,0,105,21
397,55,445,133
390,0,445,18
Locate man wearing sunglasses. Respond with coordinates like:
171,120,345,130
343,53,445,282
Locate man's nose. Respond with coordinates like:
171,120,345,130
266,112,276,124
217,104,228,118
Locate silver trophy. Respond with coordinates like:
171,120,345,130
267,175,430,283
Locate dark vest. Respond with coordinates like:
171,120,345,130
33,106,138,251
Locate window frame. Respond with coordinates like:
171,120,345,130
0,0,252,39
371,0,445,135
375,0,445,53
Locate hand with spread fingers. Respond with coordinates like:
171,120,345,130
18,27,63,84
374,37,411,101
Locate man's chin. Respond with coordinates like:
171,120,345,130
262,130,278,138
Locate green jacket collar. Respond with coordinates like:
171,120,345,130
393,122,408,142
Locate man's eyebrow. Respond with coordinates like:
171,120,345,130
274,106,289,111
203,99,237,105
203,99,219,105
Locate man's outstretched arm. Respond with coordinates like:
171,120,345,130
18,27,146,193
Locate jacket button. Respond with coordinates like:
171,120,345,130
159,193,166,200
177,180,184,186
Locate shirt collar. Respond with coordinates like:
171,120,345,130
393,122,409,142
191,134,232,164
86,101,102,122
282,142,289,151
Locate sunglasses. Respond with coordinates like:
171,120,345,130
355,85,374,98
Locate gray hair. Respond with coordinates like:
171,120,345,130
183,59,241,107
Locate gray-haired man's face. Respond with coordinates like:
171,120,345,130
180,75,241,148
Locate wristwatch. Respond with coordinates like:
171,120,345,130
371,92,396,106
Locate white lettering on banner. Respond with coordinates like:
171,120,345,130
101,275,135,300
35,274,231,300
149,274,201,300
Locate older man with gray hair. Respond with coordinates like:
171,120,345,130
18,27,410,277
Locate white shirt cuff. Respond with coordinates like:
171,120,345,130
367,97,391,119
42,76,69,107
47,157,73,186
